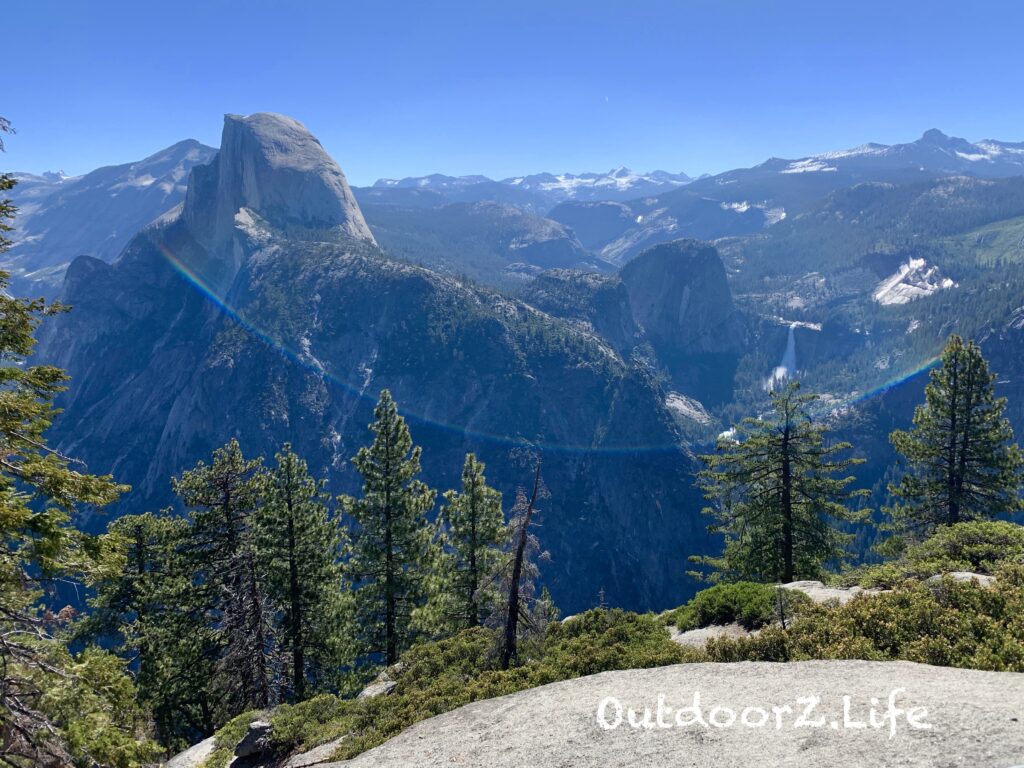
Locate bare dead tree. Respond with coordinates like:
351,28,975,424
499,462,544,670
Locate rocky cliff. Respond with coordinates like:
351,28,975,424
619,240,743,406
519,269,640,354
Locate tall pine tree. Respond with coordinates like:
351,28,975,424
253,444,349,702
889,335,1024,534
173,440,275,713
341,391,436,665
425,454,507,633
694,382,866,583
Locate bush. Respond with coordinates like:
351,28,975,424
664,582,799,630
843,521,1024,587
702,567,1024,671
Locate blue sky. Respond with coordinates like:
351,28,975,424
5,0,1024,185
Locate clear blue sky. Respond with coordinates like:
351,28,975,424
5,0,1024,186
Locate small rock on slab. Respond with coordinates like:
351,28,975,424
358,679,397,699
283,736,348,767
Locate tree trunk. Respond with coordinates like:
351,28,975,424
467,486,479,627
501,464,541,670
246,548,271,707
947,362,960,525
383,428,397,665
780,423,794,583
953,363,977,526
286,477,305,700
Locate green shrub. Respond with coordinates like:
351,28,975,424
703,567,1024,671
843,521,1024,587
664,582,799,630
540,609,690,676
269,694,356,753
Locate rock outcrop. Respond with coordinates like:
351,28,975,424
164,735,215,768
781,580,884,605
927,571,997,588
668,622,752,647
181,112,375,292
620,240,739,356
325,661,1024,767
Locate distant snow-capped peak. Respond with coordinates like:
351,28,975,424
505,168,691,196
369,168,692,202
775,129,1024,175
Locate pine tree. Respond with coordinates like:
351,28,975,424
173,440,275,714
341,391,436,665
254,444,349,702
427,453,507,633
889,335,1024,534
694,382,866,583
82,512,219,749
0,127,158,765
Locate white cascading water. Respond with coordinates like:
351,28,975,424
766,322,797,390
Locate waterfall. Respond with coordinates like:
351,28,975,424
766,322,797,390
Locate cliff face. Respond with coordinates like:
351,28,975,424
181,112,375,292
619,240,743,406
36,114,709,613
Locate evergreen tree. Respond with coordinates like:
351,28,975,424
0,127,158,765
694,382,866,583
889,335,1024,534
82,512,219,750
426,454,506,633
254,444,349,702
341,390,436,665
173,440,275,714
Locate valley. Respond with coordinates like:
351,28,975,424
13,115,1024,612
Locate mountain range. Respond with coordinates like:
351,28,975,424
10,127,1024,291
369,167,694,207
33,114,721,613
13,117,1024,611
5,140,215,293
